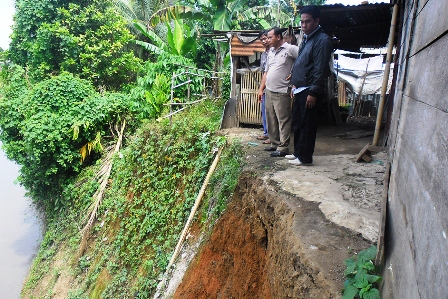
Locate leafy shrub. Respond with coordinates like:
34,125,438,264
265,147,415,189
129,53,205,119
342,246,382,299
0,68,132,210
9,0,142,90
142,73,171,119
221,66,231,100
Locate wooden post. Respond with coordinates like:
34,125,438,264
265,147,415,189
187,74,191,102
355,58,371,116
154,147,223,298
170,72,175,125
373,4,399,146
375,161,390,266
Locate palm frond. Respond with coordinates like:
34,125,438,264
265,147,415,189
114,0,139,21
134,21,169,52
135,40,166,55
79,120,126,257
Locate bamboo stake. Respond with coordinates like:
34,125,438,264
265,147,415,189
373,4,399,145
170,72,175,125
154,146,223,298
168,146,222,270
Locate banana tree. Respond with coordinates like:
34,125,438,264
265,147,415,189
237,6,292,29
147,0,249,31
145,0,289,74
134,18,197,57
147,5,203,28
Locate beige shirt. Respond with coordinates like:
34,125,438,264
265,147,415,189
265,42,299,94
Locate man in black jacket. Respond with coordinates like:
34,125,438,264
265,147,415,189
286,5,333,166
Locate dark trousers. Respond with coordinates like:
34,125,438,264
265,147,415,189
292,90,320,164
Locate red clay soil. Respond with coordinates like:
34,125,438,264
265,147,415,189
173,193,272,299
173,120,381,299
173,174,373,299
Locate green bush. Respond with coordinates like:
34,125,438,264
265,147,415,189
9,0,142,90
0,68,132,210
342,246,382,299
129,53,207,119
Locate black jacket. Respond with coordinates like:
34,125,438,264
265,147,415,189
290,27,333,97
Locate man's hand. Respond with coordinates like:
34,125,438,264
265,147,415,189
258,71,267,102
258,90,264,102
306,95,316,108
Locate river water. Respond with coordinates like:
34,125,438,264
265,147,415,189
0,146,42,298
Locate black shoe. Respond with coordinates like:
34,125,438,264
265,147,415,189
263,147,276,152
270,151,287,157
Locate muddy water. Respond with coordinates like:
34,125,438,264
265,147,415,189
0,146,42,298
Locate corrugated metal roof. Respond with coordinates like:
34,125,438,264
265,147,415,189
210,3,396,55
318,3,395,51
230,33,265,56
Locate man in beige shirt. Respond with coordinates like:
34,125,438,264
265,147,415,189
257,27,299,157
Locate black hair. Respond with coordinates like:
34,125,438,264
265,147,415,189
258,30,268,38
269,27,284,39
299,5,320,20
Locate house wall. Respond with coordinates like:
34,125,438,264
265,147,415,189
383,1,448,298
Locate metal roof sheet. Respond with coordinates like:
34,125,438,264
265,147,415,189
230,33,265,56
211,3,396,55
318,3,395,51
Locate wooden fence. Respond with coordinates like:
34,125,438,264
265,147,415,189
238,69,262,125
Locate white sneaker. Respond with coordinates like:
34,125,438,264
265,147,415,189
285,154,296,160
288,158,312,166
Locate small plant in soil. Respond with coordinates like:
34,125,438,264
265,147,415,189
342,245,382,299
340,104,351,122
340,104,351,114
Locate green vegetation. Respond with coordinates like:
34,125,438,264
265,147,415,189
0,0,327,296
340,104,352,114
134,18,198,58
9,0,141,89
342,246,382,299
0,67,134,210
22,100,244,297
130,52,205,117
0,51,223,211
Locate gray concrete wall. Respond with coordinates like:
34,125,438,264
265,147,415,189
383,0,448,298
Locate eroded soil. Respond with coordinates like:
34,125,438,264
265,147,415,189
173,189,272,299
167,119,386,299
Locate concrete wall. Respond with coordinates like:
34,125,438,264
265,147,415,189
383,0,448,298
